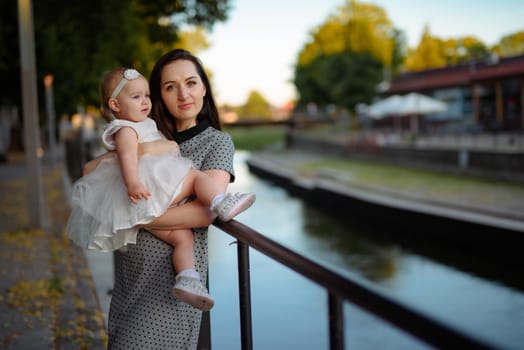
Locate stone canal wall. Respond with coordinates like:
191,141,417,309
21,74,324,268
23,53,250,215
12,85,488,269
287,133,524,183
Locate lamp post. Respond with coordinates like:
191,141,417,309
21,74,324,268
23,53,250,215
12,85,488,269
44,74,57,167
18,0,45,229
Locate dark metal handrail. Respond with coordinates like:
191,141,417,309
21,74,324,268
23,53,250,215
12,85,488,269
213,219,500,350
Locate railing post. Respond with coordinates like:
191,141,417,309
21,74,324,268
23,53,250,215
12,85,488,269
328,293,344,350
237,241,253,350
197,271,212,350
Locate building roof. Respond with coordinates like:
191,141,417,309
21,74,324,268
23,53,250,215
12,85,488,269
387,54,524,95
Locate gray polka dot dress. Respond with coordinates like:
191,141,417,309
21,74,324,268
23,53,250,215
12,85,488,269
107,122,235,350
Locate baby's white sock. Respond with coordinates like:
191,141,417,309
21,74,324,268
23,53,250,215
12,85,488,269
178,268,201,280
210,193,226,210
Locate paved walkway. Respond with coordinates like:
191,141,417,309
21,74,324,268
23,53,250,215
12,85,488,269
0,152,107,349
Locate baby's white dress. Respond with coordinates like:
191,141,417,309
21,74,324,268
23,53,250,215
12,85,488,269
66,118,193,252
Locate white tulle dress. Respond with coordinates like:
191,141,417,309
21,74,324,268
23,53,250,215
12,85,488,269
66,118,193,252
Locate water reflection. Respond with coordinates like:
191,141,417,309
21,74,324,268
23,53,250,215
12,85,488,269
299,201,524,293
300,204,401,282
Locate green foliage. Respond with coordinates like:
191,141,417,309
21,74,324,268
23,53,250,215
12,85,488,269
297,0,397,67
294,51,383,110
405,26,493,71
294,0,398,111
390,28,407,77
294,59,331,107
303,155,524,201
493,31,524,57
34,1,139,112
0,1,21,107
404,26,523,72
0,0,230,118
238,90,273,120
293,0,524,110
176,27,212,55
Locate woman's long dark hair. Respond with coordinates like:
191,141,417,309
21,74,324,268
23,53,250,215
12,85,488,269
149,49,221,139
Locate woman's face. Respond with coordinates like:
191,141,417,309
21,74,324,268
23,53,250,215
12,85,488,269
160,59,207,130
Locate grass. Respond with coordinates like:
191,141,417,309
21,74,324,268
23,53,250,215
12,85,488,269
225,125,286,151
224,126,501,194
291,155,524,210
224,125,524,210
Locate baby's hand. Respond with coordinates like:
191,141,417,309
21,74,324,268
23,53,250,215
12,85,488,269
127,182,151,204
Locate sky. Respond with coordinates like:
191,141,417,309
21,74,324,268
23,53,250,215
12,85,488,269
198,0,524,107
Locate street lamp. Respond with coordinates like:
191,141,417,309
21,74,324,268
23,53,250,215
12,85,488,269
44,74,57,167
18,0,45,229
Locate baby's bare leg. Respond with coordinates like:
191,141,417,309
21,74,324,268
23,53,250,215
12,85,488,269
170,169,222,207
152,227,214,310
149,228,195,272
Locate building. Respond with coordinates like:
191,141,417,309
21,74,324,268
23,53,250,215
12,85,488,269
385,53,524,132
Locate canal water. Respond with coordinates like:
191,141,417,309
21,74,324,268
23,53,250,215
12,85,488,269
87,151,524,350
206,151,524,350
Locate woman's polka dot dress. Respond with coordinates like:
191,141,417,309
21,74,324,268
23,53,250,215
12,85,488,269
107,125,235,349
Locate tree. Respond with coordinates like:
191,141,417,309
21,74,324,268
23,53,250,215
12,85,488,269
175,27,211,56
492,31,524,57
390,28,407,77
404,25,492,71
238,91,273,120
294,0,395,110
294,58,332,107
441,36,490,65
0,0,230,119
297,0,397,68
0,0,22,108
294,52,382,111
404,25,446,71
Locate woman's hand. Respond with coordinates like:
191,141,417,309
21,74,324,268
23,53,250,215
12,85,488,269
83,152,115,175
83,140,180,176
139,140,179,156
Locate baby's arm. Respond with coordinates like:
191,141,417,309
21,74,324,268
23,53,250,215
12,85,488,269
114,127,151,204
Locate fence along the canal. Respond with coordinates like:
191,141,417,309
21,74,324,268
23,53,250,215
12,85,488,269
208,219,499,350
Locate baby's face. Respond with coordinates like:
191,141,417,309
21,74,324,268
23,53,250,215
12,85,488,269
114,76,151,122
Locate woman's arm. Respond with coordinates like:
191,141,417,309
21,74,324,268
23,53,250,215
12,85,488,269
82,139,178,176
83,151,115,175
144,169,231,230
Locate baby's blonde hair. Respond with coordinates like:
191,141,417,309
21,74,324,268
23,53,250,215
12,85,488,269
99,67,128,122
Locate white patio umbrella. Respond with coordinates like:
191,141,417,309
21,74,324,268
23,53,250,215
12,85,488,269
367,92,447,118
367,93,447,133
367,95,404,119
395,92,447,116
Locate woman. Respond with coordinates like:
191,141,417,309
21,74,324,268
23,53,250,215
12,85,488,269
107,49,236,349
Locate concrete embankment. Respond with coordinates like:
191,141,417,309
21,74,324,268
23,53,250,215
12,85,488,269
246,149,524,266
287,131,524,184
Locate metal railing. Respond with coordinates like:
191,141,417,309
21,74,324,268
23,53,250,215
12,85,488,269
212,219,500,350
